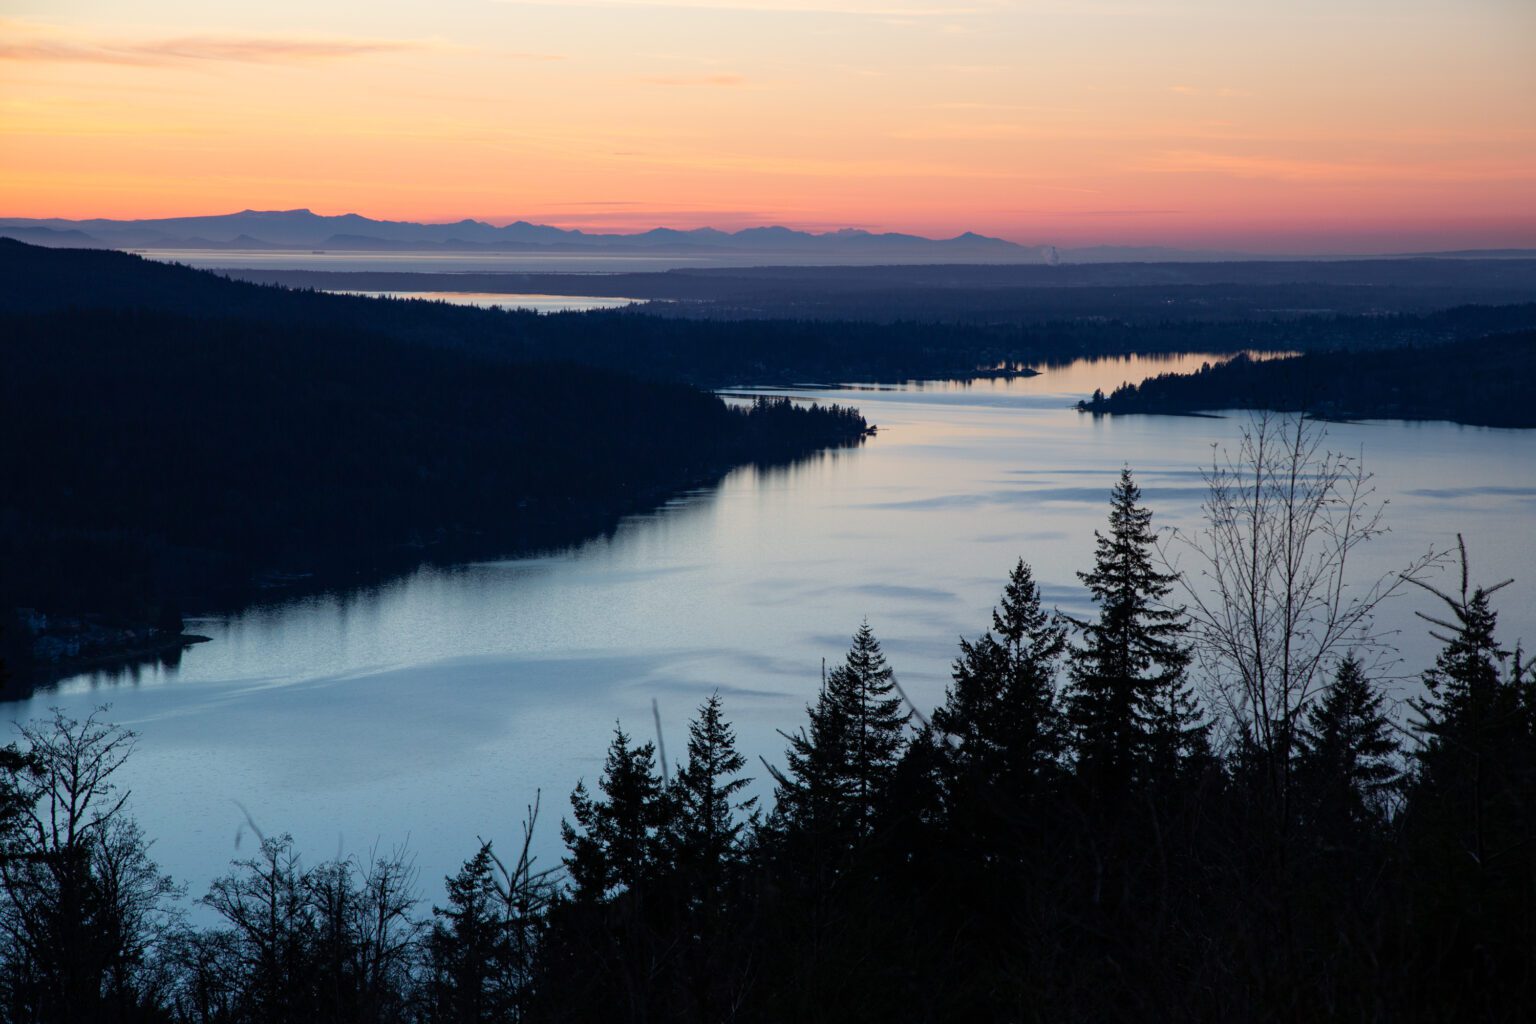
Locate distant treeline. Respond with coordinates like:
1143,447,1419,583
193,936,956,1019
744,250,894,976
2,459,1531,1022
541,303,1536,383
0,304,866,680
228,256,1536,316
8,242,1536,389
1077,330,1536,427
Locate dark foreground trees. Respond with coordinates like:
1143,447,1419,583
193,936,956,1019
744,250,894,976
0,710,182,1024
1,464,1532,1023
193,834,420,1024
519,471,1532,1023
1066,468,1209,799
1399,540,1536,1019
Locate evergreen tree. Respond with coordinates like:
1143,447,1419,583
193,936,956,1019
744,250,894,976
773,622,909,848
1414,584,1517,761
1402,544,1536,1015
1295,655,1400,838
839,621,909,836
428,843,511,1024
1066,468,1206,796
669,693,755,894
771,666,853,847
1407,549,1533,884
934,559,1066,805
560,725,666,902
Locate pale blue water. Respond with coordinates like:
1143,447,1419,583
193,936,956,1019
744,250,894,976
8,353,1534,913
326,290,640,313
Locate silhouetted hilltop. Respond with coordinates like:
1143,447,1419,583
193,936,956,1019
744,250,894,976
0,240,869,680
0,241,1035,382
1077,332,1536,427
0,238,548,358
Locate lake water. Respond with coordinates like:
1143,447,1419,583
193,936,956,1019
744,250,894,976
325,290,639,313
7,353,1534,913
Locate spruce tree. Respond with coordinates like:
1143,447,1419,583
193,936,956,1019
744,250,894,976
934,559,1066,801
1295,655,1400,838
670,693,756,893
839,621,909,835
773,621,909,847
560,725,666,902
773,666,852,846
1407,549,1532,883
1066,468,1205,796
1403,544,1536,1011
428,843,511,1024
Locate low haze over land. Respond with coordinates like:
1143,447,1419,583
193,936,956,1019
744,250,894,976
3,0,1533,252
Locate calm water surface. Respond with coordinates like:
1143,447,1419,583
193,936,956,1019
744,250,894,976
9,353,1534,909
325,290,639,313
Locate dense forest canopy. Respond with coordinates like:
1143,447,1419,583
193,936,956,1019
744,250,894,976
1077,332,1536,428
0,242,868,680
8,242,1536,387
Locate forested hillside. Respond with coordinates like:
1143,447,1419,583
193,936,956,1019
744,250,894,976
0,243,868,680
1077,331,1536,427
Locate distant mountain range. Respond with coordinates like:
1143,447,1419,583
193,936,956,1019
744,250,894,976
0,209,1056,261
3,210,1533,263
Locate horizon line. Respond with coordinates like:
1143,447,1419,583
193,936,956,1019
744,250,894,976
4,208,1535,258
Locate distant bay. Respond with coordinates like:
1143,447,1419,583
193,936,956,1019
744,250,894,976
325,290,640,313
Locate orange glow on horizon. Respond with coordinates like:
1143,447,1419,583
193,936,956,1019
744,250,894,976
2,1,1534,253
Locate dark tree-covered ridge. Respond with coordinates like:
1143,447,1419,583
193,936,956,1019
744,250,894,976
0,302,867,685
1077,331,1536,427
7,241,1536,389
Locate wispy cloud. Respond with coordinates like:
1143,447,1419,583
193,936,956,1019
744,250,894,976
499,0,992,15
928,63,1010,74
638,74,747,86
1168,84,1253,97
0,23,448,68
1142,149,1535,183
918,101,1085,113
1058,208,1182,217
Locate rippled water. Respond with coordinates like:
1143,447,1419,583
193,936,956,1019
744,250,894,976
9,352,1534,910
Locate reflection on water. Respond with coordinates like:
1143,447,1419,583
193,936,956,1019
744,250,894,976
8,353,1533,915
324,290,639,313
1028,349,1297,396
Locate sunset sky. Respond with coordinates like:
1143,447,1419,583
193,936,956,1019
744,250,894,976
2,0,1533,251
